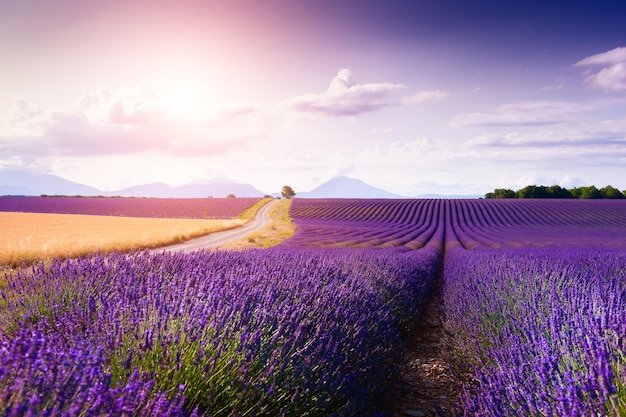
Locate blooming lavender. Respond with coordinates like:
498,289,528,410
2,198,625,415
437,199,626,416
1,246,440,416
0,326,188,416
286,199,445,249
443,247,626,416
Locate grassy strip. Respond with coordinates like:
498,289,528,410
221,198,296,249
237,197,274,221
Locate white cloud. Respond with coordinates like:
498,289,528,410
71,86,164,126
402,90,449,104
370,128,394,135
351,127,626,195
452,100,599,127
0,87,268,160
316,137,497,196
575,46,626,92
541,77,566,91
329,161,355,179
286,69,406,116
9,98,45,125
492,172,587,191
330,68,357,90
465,118,626,166
576,46,626,66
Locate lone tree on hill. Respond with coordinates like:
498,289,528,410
281,185,296,199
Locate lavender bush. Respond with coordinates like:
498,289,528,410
0,327,188,416
439,199,626,416
443,247,626,416
1,246,440,416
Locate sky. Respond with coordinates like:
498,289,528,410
1,0,626,196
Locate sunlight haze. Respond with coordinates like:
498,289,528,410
1,0,625,196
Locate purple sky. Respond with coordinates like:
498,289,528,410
1,0,626,195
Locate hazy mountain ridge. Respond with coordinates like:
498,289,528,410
296,177,481,199
0,170,102,196
0,170,480,199
297,176,403,198
111,182,266,198
0,169,266,198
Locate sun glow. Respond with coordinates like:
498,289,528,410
157,79,214,121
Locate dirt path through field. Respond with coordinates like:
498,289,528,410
152,198,465,414
393,277,463,417
152,199,279,252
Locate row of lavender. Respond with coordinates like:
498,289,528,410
0,247,441,416
444,248,625,416
442,201,626,416
447,199,626,250
287,199,626,415
289,198,626,250
0,196,261,219
287,199,445,249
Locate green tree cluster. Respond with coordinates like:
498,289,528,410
485,185,625,199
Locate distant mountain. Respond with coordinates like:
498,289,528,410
1,169,481,199
295,176,482,199
108,182,174,197
0,169,102,196
110,181,266,198
297,176,405,198
0,169,266,198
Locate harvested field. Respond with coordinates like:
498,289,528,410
0,212,244,266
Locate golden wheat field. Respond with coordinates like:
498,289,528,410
0,212,244,266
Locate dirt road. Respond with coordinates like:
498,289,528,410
152,199,278,253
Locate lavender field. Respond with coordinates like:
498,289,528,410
0,197,261,219
289,199,626,415
1,198,625,415
444,248,625,416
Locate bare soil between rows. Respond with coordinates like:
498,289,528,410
392,278,464,417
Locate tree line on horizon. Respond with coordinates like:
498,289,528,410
485,185,626,199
